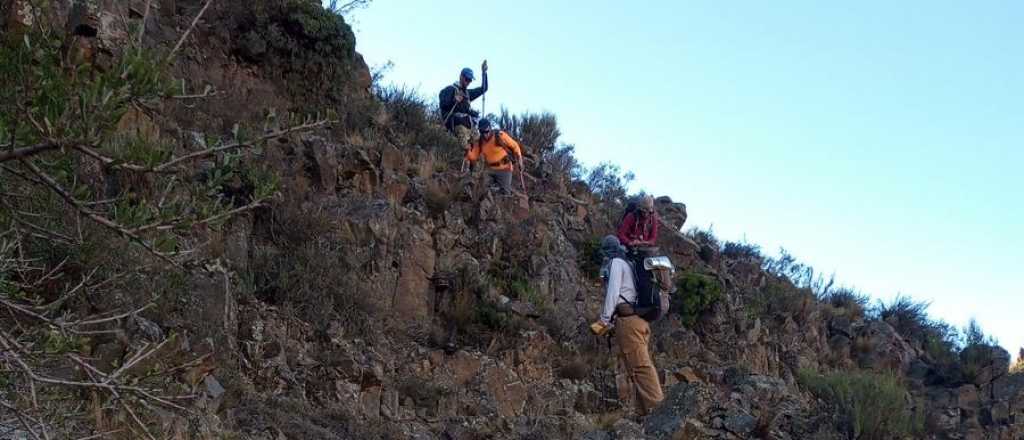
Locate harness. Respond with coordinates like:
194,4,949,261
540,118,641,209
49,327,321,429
444,83,476,128
487,156,512,168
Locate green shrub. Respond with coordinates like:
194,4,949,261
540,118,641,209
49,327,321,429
820,287,870,319
585,162,634,203
548,144,583,181
576,236,603,280
685,226,720,250
229,0,374,120
874,295,932,341
721,240,762,261
474,302,527,334
798,369,923,440
375,85,430,137
496,108,562,157
958,319,1007,384
746,279,812,322
1012,354,1024,375
510,278,548,310
674,271,723,327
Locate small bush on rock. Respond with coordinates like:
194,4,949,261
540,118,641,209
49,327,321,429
721,240,763,261
746,279,813,323
675,271,723,327
798,369,923,440
874,295,932,341
1011,351,1024,374
576,236,603,280
821,287,870,320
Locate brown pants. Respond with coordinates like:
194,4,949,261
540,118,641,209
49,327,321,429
615,315,664,415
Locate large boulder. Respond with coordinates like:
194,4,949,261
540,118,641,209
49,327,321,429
655,196,687,231
855,320,917,373
643,383,717,439
961,344,1011,386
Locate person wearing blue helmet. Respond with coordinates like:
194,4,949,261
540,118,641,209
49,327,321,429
439,60,489,148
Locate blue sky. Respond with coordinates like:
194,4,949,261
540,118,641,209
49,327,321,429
339,1,1023,357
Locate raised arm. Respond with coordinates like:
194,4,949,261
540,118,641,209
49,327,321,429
617,213,636,246
468,69,488,100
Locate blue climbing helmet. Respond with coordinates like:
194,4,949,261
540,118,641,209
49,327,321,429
460,67,475,81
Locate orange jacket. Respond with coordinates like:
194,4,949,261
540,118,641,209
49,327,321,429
465,131,523,171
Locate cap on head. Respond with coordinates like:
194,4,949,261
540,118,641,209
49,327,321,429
641,195,655,212
478,118,494,133
460,67,475,81
601,235,622,253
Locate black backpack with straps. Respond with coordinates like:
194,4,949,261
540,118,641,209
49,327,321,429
609,254,667,323
627,253,664,322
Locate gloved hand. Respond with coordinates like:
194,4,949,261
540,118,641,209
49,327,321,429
589,321,610,336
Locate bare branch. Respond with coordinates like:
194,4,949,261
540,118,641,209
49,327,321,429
36,267,99,313
0,199,79,244
329,0,372,14
0,330,188,411
170,85,219,100
127,216,187,235
134,198,265,235
106,339,170,384
76,429,125,440
17,159,179,267
0,142,60,163
76,303,154,327
71,144,153,173
0,164,46,186
0,400,44,440
75,119,329,175
165,0,214,64
154,118,332,172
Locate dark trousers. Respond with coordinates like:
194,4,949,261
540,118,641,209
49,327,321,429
488,170,513,193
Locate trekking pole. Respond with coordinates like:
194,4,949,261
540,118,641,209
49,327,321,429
517,157,527,193
481,59,488,117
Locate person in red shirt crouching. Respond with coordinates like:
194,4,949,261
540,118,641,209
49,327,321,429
617,195,659,249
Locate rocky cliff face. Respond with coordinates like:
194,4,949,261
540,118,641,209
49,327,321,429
2,1,1022,439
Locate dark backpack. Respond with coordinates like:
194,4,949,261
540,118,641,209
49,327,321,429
620,254,671,322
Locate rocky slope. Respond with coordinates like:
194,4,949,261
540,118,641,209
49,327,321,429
2,1,1022,439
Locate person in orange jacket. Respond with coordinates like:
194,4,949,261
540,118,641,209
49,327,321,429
464,118,523,194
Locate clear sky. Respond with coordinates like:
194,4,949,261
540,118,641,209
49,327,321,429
338,1,1023,357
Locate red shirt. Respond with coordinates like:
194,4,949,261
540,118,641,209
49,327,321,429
617,211,659,246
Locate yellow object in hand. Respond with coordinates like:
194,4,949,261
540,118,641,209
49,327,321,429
590,321,610,336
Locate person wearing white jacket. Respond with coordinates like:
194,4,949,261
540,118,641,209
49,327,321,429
591,235,664,416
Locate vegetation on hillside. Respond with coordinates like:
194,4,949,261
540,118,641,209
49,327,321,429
798,369,924,440
0,3,334,436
